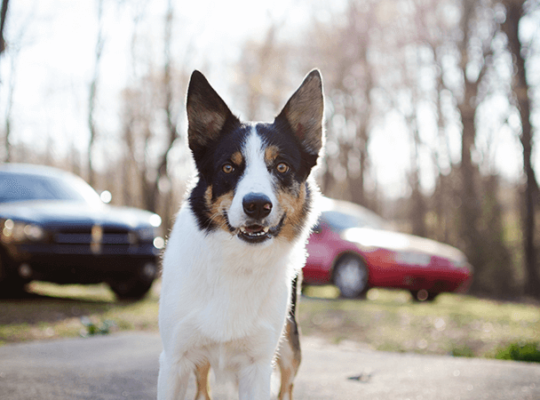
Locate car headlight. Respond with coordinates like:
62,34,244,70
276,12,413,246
451,257,470,269
394,251,431,267
1,219,45,243
153,237,165,250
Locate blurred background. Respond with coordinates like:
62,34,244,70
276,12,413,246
1,0,539,300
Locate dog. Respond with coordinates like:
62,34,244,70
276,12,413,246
158,69,325,400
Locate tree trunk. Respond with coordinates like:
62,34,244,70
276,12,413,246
0,0,9,56
148,0,178,214
458,100,483,291
87,0,105,188
348,31,372,208
349,126,367,207
454,0,487,294
3,26,18,163
502,0,540,298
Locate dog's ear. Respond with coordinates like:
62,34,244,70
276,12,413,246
186,71,238,153
276,69,325,156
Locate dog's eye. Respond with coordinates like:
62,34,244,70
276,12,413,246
276,163,289,174
222,163,235,174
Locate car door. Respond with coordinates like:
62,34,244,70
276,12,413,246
304,223,335,284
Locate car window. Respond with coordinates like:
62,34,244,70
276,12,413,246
322,210,385,232
0,172,102,206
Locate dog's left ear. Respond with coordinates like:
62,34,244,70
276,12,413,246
186,70,239,154
276,69,325,156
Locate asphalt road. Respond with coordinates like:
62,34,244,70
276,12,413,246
0,333,539,400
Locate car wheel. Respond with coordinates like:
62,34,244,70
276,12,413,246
0,249,28,298
410,289,439,302
109,278,154,301
333,255,369,299
0,278,27,298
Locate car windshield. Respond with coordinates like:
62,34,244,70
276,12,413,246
0,171,103,206
322,209,386,232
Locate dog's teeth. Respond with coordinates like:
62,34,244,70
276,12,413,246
238,226,270,238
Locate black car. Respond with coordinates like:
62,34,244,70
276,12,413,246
0,164,163,300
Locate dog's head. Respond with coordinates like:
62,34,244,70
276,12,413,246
186,70,324,245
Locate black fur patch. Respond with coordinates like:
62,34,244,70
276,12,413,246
256,119,319,184
189,123,251,232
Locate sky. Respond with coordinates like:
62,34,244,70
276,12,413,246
0,0,537,199
0,0,326,164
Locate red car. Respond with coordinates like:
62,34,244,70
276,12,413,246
304,197,473,300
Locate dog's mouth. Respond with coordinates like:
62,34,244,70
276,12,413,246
238,224,271,243
231,214,286,244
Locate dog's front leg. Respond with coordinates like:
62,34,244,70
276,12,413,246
157,351,191,400
238,361,273,400
194,360,211,400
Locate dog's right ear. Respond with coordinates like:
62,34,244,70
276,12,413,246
186,71,238,153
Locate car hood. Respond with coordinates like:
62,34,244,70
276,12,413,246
343,227,466,263
0,200,158,230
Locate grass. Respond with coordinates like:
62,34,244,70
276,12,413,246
494,342,540,362
1,281,539,361
0,281,159,345
299,286,540,358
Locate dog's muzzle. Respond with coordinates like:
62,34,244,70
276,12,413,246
231,192,283,244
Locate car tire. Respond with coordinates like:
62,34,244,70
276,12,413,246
333,254,369,299
0,279,27,298
0,249,28,298
109,278,154,301
410,289,439,302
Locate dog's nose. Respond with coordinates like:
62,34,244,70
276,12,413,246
243,193,272,219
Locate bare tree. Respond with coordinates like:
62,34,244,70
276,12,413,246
234,21,293,122
501,0,540,298
422,0,500,293
120,0,187,230
345,1,376,209
456,1,490,284
0,0,8,57
145,0,181,215
1,0,31,163
87,0,105,187
3,44,18,162
300,0,381,209
1,0,11,161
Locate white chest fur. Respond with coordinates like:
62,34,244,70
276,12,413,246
159,204,306,369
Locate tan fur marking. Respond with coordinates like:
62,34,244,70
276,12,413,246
278,366,293,400
205,186,234,233
264,145,280,166
277,318,302,400
231,151,243,166
278,183,307,241
194,361,212,400
204,186,213,208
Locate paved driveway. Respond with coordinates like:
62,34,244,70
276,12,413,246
0,333,539,400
